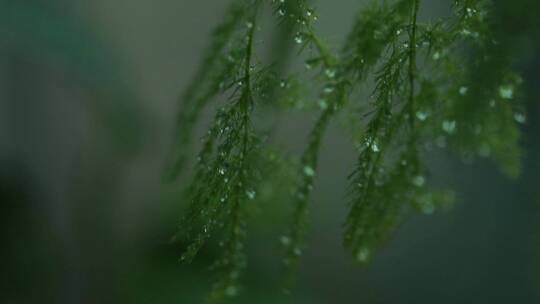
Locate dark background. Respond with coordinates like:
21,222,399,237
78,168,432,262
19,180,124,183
1,0,539,303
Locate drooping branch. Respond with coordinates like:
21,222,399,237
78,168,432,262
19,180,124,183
168,0,525,300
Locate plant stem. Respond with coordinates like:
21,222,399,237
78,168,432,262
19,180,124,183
408,0,420,128
241,15,256,159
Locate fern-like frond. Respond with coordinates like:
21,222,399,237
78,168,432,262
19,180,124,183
163,1,252,181
168,0,526,300
344,0,524,262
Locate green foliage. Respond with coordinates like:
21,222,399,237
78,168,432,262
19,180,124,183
167,0,525,301
164,1,253,180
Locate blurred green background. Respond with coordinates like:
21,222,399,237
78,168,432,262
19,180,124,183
1,0,539,303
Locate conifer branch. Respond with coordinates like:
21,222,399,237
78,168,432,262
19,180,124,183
167,0,526,299
163,1,250,181
408,0,420,128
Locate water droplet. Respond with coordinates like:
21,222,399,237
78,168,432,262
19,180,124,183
364,137,380,152
466,7,477,17
318,99,328,110
355,247,370,262
416,111,429,121
459,86,468,96
412,175,425,187
432,51,441,60
278,9,286,17
514,113,526,124
246,21,253,29
498,85,514,99
280,236,291,246
293,247,302,256
294,32,303,44
442,120,457,134
246,190,256,200
303,166,316,177
323,86,334,94
218,168,226,175
325,69,336,78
